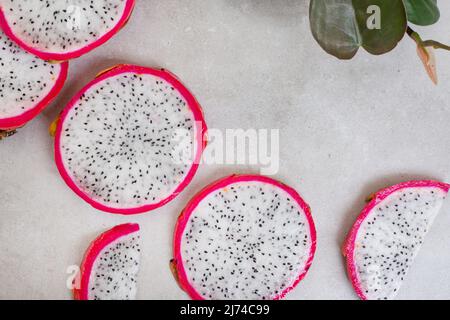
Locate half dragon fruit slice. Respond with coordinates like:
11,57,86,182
54,65,207,214
0,29,68,133
74,223,141,300
344,180,450,300
0,0,135,61
172,175,317,300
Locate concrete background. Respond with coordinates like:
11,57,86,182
1,0,449,299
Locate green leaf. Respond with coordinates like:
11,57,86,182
309,0,360,59
310,0,407,59
403,0,440,26
353,0,407,55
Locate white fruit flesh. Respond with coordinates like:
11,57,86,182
60,72,197,209
0,30,60,118
88,232,140,300
1,0,127,54
353,186,447,300
181,181,313,300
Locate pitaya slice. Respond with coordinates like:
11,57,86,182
74,223,141,300
344,180,450,300
54,64,207,214
0,29,68,132
0,0,135,61
172,175,317,300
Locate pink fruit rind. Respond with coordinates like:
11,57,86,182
74,223,140,300
172,174,317,300
54,64,208,215
343,180,450,300
0,0,135,61
0,61,68,130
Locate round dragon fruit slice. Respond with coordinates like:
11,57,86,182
0,0,135,61
74,223,141,300
172,175,317,300
54,64,207,214
0,29,68,133
344,180,450,300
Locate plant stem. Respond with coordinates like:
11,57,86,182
406,26,421,42
422,40,450,51
407,26,450,51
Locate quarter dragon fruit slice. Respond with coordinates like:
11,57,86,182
74,223,141,300
172,175,317,300
54,64,207,214
0,0,135,61
0,29,68,136
344,180,450,300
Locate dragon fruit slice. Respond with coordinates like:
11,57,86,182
0,0,135,61
172,175,317,300
74,223,141,300
54,64,207,214
344,180,450,300
0,29,68,133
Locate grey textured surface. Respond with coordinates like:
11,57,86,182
1,0,449,299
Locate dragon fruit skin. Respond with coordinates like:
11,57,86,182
0,31,68,131
54,64,207,215
74,223,141,300
0,0,135,61
172,175,317,300
343,180,450,300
